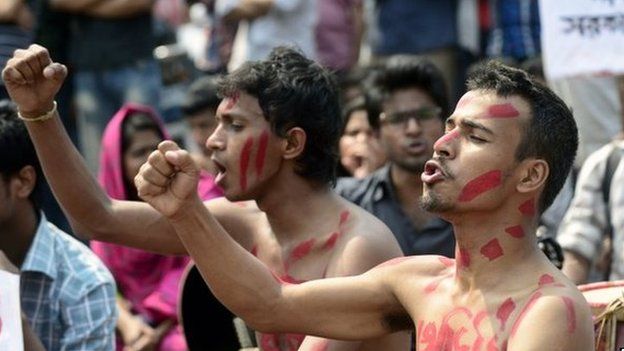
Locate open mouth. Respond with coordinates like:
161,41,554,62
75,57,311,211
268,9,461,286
212,158,227,184
421,160,446,184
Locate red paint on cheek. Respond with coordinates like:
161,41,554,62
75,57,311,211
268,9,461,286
439,256,454,268
434,129,460,150
239,137,254,191
458,170,502,202
458,248,471,269
511,291,543,337
487,103,520,119
518,198,536,216
538,274,555,286
480,238,504,261
322,232,339,250
505,225,525,239
255,130,269,176
561,296,577,333
496,298,516,331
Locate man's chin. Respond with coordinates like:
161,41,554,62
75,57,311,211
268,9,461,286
419,193,453,213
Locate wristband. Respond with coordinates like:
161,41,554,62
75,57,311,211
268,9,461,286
18,101,57,122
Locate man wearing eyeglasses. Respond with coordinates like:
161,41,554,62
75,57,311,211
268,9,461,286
335,55,455,257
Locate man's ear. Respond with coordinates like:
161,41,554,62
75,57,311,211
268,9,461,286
282,127,306,160
12,166,37,199
516,159,549,194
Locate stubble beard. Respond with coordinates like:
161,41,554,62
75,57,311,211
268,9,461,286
419,186,454,213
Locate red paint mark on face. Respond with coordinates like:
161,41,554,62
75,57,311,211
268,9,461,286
496,298,516,331
439,256,454,268
561,296,577,333
487,103,520,119
225,91,240,110
322,232,339,250
434,129,460,150
518,198,535,216
239,137,253,191
511,291,543,337
374,256,413,269
250,245,258,257
255,130,269,176
480,238,504,261
505,225,525,239
458,170,502,202
538,274,555,286
458,248,471,269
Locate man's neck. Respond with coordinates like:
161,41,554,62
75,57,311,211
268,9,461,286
0,204,38,268
445,198,547,292
255,174,341,243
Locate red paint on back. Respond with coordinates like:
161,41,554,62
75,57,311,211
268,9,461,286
255,130,269,176
458,170,502,202
518,199,535,216
239,137,254,191
434,129,460,150
561,296,577,333
480,238,504,261
496,298,516,331
505,225,525,239
538,274,555,286
487,103,520,119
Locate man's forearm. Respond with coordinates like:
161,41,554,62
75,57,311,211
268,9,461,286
85,0,153,19
169,198,285,331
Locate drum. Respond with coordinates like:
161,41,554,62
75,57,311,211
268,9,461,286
579,281,624,351
179,263,249,350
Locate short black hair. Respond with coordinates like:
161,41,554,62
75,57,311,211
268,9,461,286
374,55,449,120
217,46,341,185
342,93,382,131
466,60,578,214
121,112,165,155
181,75,222,117
0,100,43,208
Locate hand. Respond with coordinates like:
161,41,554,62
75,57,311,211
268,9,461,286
1,44,67,118
122,317,172,351
135,140,201,218
0,250,20,274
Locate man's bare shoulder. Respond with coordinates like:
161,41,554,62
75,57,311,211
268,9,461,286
203,198,262,248
508,277,594,351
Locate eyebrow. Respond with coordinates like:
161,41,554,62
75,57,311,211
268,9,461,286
446,117,495,135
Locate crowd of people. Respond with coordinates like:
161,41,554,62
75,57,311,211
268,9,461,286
0,0,623,350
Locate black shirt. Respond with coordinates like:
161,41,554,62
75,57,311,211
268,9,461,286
335,164,455,257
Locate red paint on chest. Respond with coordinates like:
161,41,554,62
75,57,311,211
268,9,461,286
458,248,471,269
480,238,504,261
505,225,525,239
239,137,254,191
255,130,269,176
487,103,520,119
561,296,577,333
511,291,543,337
518,199,535,216
290,239,316,262
339,210,350,225
496,298,516,331
250,245,258,257
434,129,460,150
458,170,502,202
538,274,555,286
424,278,443,294
322,232,339,250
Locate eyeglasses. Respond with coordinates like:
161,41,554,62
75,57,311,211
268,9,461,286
380,107,442,127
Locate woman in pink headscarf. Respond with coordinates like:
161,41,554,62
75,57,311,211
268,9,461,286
93,103,222,351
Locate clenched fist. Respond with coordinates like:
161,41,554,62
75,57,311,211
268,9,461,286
1,44,67,118
135,140,201,218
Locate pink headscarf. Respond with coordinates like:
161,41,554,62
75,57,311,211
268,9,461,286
92,103,208,351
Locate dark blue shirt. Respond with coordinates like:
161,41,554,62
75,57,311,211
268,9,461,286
335,165,455,257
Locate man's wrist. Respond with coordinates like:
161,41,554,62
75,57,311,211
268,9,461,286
167,196,205,224
17,101,56,120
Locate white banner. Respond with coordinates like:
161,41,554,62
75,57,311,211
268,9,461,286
0,270,23,351
540,0,624,80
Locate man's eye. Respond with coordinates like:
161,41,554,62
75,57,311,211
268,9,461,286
230,123,244,131
469,135,486,143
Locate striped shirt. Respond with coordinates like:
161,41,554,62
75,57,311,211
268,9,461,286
20,214,117,350
487,0,541,61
